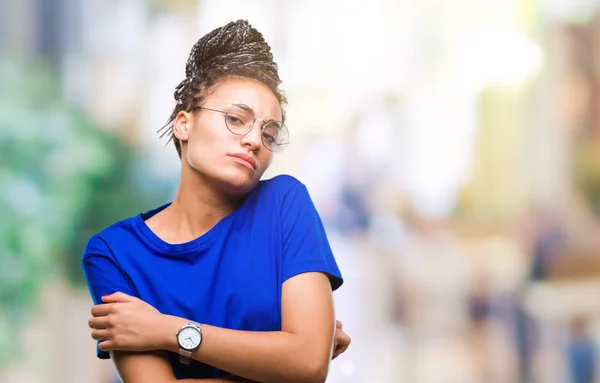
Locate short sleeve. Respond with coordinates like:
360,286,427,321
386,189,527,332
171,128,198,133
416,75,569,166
280,181,343,291
81,235,138,359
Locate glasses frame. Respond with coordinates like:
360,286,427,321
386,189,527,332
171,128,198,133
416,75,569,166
190,103,289,152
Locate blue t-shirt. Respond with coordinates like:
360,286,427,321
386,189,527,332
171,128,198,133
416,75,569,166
81,174,343,379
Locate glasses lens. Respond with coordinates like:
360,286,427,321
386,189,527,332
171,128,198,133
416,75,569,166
262,121,289,152
225,105,254,134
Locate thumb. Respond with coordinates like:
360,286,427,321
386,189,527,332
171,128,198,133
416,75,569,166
102,292,133,303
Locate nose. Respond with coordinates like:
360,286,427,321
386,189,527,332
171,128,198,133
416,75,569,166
240,119,263,151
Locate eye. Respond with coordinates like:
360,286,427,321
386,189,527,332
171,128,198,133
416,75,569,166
262,132,276,144
226,105,254,128
226,114,245,127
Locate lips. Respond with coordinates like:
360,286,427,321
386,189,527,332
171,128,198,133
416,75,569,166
228,153,257,170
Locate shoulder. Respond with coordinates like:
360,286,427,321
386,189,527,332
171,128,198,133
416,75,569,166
243,175,314,219
82,216,139,258
249,174,321,220
254,174,308,199
250,174,315,211
83,203,171,259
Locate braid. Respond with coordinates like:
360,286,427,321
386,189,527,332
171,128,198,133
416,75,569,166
158,19,287,158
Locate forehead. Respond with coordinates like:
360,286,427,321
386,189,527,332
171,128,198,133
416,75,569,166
207,78,282,121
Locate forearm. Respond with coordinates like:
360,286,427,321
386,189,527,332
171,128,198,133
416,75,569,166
162,316,331,383
110,350,258,383
125,374,252,383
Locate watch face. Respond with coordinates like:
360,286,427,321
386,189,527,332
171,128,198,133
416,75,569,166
177,326,202,350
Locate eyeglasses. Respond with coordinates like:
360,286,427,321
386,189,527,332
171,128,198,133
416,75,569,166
190,104,289,152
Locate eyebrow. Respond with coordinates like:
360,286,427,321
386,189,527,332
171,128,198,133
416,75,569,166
232,103,281,123
233,103,253,112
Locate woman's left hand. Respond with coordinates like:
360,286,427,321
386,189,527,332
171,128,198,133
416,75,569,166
89,292,170,352
332,320,351,359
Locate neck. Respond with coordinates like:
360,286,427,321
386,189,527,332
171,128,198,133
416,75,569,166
165,165,242,240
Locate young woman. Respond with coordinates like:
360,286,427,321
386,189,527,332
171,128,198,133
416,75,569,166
82,19,350,382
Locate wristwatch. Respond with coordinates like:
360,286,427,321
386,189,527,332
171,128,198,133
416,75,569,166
176,321,203,365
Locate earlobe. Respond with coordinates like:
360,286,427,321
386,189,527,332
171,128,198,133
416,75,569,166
174,124,188,142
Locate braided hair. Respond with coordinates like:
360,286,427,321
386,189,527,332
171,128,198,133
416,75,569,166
159,19,287,158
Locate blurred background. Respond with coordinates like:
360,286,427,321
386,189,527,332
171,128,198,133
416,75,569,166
2,0,600,382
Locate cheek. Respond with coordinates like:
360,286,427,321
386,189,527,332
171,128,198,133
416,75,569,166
259,152,274,172
185,146,203,170
265,154,274,168
185,131,222,170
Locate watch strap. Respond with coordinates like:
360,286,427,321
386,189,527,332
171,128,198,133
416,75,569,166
179,348,193,365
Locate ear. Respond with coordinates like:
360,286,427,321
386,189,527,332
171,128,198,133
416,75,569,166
173,111,192,142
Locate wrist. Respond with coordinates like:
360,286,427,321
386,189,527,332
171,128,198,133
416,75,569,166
159,314,188,352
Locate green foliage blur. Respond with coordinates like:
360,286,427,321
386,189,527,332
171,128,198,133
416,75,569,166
575,140,600,215
0,58,171,366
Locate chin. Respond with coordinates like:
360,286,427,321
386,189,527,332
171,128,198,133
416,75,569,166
219,173,260,197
